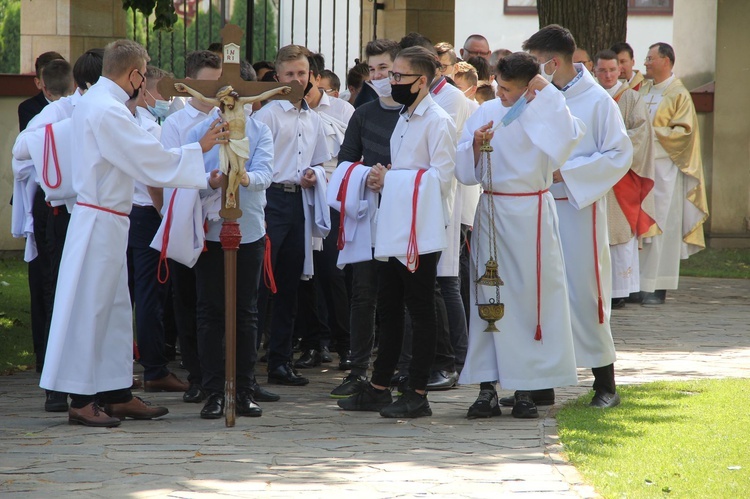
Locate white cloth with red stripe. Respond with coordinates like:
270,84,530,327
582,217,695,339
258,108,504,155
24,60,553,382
327,161,378,268
553,65,633,369
40,77,208,396
456,83,584,390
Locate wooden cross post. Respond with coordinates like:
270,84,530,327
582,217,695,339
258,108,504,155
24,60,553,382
158,24,302,427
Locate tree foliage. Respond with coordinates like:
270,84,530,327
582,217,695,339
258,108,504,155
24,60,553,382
537,0,628,58
126,0,278,77
0,0,20,73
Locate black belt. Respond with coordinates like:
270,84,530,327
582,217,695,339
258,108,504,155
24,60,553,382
270,182,301,193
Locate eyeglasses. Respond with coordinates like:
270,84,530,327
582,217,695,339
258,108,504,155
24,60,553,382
388,71,421,83
644,56,664,63
463,49,491,58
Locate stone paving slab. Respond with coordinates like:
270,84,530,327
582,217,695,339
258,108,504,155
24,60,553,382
1,277,749,498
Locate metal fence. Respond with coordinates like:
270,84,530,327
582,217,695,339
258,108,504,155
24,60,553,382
130,0,362,80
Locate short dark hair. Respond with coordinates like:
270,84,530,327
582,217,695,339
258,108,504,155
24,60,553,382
395,46,439,80
320,69,341,91
308,52,325,77
346,62,369,90
496,52,539,86
73,48,104,91
594,49,618,66
399,32,435,52
610,42,634,60
240,59,257,81
466,56,491,81
206,42,223,53
41,59,72,97
649,42,675,66
34,51,64,79
365,38,401,62
475,83,495,103
252,60,274,72
522,24,577,62
185,50,221,78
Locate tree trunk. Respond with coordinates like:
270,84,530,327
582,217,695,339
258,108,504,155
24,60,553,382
537,0,628,58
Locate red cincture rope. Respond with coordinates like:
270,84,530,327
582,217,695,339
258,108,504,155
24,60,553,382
554,197,605,324
263,235,277,294
155,190,178,284
592,201,605,324
75,201,127,217
486,189,548,341
42,124,62,189
406,170,426,273
336,161,362,250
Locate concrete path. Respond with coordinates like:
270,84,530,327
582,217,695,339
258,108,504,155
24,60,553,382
1,277,748,498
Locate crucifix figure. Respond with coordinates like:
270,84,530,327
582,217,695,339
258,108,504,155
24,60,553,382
157,24,302,427
157,23,303,219
173,82,291,208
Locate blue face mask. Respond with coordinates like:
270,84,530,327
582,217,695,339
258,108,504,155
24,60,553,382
499,94,528,128
148,99,170,120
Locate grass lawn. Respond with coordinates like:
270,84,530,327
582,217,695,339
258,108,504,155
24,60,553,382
0,257,35,374
557,379,750,498
680,248,750,279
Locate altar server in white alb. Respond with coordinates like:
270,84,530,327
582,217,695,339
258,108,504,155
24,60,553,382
522,25,632,409
457,52,583,419
337,46,456,419
40,39,229,428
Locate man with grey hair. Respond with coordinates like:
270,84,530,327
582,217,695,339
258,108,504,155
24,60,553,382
40,39,229,427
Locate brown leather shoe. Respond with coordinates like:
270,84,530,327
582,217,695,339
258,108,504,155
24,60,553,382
68,402,121,427
131,377,143,390
104,396,169,420
144,372,189,392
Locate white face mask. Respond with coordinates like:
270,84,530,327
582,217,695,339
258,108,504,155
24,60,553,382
369,77,392,98
539,59,556,83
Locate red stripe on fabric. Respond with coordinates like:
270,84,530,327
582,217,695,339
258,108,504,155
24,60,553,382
592,202,604,324
406,169,426,273
75,201,128,217
485,189,549,340
155,190,177,285
263,235,277,294
431,78,448,95
336,161,362,251
42,124,62,189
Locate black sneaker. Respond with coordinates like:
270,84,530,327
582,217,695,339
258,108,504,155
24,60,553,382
467,388,502,419
320,346,333,363
511,391,539,419
380,388,432,418
330,374,369,399
337,383,393,411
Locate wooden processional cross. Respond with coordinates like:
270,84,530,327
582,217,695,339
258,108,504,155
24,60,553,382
158,24,303,427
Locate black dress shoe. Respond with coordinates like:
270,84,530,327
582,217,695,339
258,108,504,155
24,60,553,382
251,383,281,402
268,363,310,386
499,388,555,407
642,289,666,305
237,391,262,417
338,351,353,371
200,393,225,419
426,370,459,391
320,346,333,363
183,383,206,403
45,390,69,412
625,291,643,303
611,298,626,309
294,349,322,369
589,389,621,408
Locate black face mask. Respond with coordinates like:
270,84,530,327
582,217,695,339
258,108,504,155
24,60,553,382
129,70,144,100
390,80,420,108
304,80,314,96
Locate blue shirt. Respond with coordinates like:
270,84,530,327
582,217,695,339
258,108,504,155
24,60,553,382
187,110,274,244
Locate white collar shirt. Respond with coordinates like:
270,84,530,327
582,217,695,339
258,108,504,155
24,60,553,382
160,100,215,149
253,99,331,184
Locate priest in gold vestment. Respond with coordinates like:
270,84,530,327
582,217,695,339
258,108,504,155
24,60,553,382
639,42,709,305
